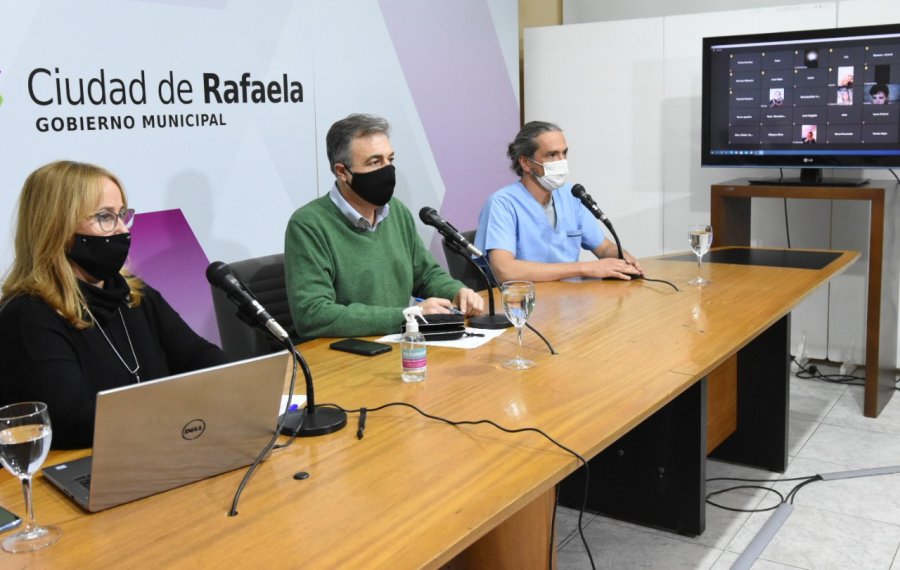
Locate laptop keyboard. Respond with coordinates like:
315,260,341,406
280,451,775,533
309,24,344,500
74,474,91,490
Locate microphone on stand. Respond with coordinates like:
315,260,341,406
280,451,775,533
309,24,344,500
206,261,346,437
441,239,512,330
571,184,624,261
420,207,511,330
419,207,484,257
205,261,290,341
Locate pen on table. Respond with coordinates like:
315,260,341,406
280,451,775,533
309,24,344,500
413,298,464,315
357,407,367,440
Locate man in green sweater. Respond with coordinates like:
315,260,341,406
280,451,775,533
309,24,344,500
285,113,484,339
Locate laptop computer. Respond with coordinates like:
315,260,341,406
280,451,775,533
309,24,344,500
43,350,292,512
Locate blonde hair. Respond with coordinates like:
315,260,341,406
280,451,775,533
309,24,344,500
1,160,143,328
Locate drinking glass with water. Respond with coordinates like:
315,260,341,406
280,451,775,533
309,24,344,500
0,402,62,553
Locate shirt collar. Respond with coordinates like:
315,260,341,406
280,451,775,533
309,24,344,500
329,183,390,232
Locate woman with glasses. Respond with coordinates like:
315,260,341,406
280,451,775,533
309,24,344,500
0,161,227,449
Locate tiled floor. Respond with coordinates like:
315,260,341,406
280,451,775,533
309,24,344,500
555,365,900,569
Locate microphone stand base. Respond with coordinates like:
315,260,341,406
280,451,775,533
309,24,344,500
469,314,514,330
280,407,348,437
278,409,306,436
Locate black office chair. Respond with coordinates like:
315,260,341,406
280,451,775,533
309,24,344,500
441,230,487,292
210,253,299,360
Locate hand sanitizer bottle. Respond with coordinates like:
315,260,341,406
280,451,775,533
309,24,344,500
401,306,427,383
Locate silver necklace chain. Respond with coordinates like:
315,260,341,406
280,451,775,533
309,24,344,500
84,305,141,383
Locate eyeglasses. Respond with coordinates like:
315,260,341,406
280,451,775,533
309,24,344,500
92,208,135,232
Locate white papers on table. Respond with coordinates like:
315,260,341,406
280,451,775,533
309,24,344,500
376,327,507,349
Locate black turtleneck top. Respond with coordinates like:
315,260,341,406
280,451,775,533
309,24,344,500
0,275,228,449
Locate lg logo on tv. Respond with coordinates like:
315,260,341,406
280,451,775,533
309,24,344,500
803,157,814,163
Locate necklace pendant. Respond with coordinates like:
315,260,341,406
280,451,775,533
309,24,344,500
84,305,141,382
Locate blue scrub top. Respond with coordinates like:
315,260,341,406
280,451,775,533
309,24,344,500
475,181,607,263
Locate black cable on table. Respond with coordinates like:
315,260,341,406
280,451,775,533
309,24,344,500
319,401,597,570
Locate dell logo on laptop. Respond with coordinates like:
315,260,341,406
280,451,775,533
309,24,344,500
182,419,206,440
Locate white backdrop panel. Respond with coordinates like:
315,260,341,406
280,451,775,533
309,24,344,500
525,18,665,258
0,0,521,344
309,0,446,246
0,0,319,268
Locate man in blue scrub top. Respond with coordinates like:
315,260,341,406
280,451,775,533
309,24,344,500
475,121,642,283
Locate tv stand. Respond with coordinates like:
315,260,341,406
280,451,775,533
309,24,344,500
711,178,899,417
747,177,870,187
748,168,869,187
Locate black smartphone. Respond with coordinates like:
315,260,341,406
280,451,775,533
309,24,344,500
0,505,21,533
329,338,392,356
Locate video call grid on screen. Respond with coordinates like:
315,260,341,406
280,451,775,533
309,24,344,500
707,30,900,153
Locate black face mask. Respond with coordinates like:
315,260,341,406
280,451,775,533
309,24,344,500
346,164,396,207
67,233,131,281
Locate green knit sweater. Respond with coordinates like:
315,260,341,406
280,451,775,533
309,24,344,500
284,195,464,339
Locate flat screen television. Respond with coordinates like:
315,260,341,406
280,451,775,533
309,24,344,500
701,23,900,186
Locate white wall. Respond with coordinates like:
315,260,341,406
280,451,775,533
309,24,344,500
663,4,839,362
529,1,900,363
564,0,834,23
524,18,666,259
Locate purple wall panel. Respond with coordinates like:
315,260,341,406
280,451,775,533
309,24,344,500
128,209,220,345
379,0,520,235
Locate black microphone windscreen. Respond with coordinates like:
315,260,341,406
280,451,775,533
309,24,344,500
206,261,231,284
571,184,587,198
419,206,439,225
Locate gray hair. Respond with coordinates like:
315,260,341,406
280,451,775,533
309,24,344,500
507,121,562,176
326,113,391,174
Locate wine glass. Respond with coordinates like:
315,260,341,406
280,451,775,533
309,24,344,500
687,224,713,286
0,402,61,553
501,281,536,370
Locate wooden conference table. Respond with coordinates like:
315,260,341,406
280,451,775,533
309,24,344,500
0,248,856,568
